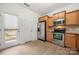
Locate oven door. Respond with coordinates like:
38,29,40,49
53,32,63,40
53,32,65,46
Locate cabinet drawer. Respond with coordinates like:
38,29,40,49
65,34,76,37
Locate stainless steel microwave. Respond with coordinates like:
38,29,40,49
53,18,65,25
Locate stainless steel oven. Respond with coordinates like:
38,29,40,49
53,29,65,47
53,18,65,47
53,32,63,40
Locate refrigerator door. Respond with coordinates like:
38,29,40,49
38,22,45,40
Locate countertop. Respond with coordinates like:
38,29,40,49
66,32,79,35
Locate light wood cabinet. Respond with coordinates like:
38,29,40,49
48,17,53,26
46,17,53,42
65,34,76,49
66,10,79,25
58,12,65,19
53,11,66,19
39,16,48,22
53,14,58,20
76,35,79,51
47,32,52,42
65,33,79,51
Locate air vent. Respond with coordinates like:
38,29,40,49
24,3,30,7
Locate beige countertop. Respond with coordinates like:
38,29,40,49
66,32,79,35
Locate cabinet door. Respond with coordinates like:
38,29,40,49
46,17,53,42
39,17,45,21
58,12,65,19
47,33,52,42
66,12,77,25
46,28,51,41
65,34,76,49
53,14,58,20
76,35,79,51
48,17,53,26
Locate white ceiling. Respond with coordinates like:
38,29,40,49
19,3,72,15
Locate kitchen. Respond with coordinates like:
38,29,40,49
0,3,79,55
38,9,79,51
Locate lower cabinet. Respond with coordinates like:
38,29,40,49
65,34,76,50
76,35,79,51
65,33,79,51
47,32,52,42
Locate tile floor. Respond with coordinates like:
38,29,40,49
0,40,78,55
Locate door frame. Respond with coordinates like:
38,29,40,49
37,20,46,41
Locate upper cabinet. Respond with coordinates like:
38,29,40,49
58,12,65,19
39,15,49,22
53,11,66,20
66,10,79,25
48,17,53,26
53,14,58,20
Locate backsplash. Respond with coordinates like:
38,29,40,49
66,26,79,33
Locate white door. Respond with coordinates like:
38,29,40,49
0,12,19,49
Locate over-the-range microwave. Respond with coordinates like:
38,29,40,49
53,18,65,25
